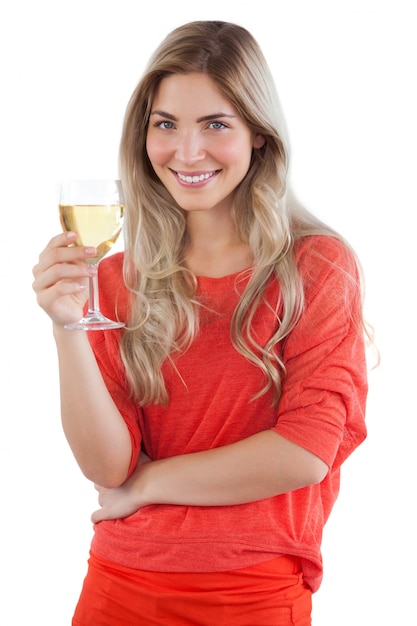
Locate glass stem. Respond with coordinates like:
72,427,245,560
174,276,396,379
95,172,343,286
87,266,101,316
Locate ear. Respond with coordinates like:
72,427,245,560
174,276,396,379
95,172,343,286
253,134,266,149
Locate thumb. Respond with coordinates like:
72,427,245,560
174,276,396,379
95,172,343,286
91,508,104,524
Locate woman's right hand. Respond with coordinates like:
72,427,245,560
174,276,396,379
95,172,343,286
32,232,97,327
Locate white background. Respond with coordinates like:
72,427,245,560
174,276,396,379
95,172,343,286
1,1,415,624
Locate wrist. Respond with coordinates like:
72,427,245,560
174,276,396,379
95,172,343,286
129,461,156,508
52,322,67,340
53,322,89,346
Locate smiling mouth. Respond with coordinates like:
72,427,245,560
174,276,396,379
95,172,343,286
175,170,218,184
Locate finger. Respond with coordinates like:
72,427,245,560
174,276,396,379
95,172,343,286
32,252,97,296
33,233,97,278
50,231,79,248
33,246,97,281
32,267,89,305
36,278,86,307
37,231,79,261
91,509,104,524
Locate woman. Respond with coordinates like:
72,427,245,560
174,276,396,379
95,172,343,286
33,20,368,626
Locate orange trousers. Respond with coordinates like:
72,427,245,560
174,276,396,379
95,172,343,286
72,551,312,625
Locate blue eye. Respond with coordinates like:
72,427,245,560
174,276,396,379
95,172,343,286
156,121,175,129
208,121,226,130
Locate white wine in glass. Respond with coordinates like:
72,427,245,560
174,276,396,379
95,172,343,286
59,179,125,330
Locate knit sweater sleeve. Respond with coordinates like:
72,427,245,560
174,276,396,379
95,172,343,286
87,252,143,476
273,236,368,469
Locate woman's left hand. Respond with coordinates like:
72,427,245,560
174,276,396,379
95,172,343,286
91,451,152,523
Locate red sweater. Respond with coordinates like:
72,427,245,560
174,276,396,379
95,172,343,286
88,235,367,592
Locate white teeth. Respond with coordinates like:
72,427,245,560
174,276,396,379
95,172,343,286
177,172,214,183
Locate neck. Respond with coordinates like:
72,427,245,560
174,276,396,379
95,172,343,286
184,212,252,277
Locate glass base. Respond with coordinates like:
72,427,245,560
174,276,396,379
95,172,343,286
64,312,125,331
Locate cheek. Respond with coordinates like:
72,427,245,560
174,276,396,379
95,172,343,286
222,149,252,178
146,135,169,167
216,137,253,169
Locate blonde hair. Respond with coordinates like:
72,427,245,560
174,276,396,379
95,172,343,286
119,21,356,406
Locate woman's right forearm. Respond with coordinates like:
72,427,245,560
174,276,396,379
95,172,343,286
53,325,132,488
32,234,132,487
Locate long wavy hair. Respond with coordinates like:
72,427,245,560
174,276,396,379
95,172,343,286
118,20,352,406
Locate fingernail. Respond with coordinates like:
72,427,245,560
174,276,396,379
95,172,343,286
85,247,97,256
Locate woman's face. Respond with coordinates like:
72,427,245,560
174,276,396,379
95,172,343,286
146,72,264,216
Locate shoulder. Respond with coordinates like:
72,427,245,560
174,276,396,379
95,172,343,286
294,234,355,267
292,235,362,311
293,234,359,283
98,251,124,280
97,252,130,321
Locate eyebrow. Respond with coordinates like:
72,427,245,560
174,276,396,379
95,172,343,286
150,110,236,123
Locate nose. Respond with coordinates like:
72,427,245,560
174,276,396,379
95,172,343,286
175,130,206,165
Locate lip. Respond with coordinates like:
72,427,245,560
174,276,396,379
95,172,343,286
172,169,219,187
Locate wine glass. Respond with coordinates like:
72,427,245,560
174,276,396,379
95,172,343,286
59,179,125,330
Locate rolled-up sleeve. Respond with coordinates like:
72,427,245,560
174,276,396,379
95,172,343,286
273,236,368,469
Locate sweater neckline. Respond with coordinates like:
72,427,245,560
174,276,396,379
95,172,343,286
196,267,253,294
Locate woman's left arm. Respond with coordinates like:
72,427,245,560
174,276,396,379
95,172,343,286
92,431,328,522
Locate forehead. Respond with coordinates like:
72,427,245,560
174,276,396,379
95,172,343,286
152,72,236,114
